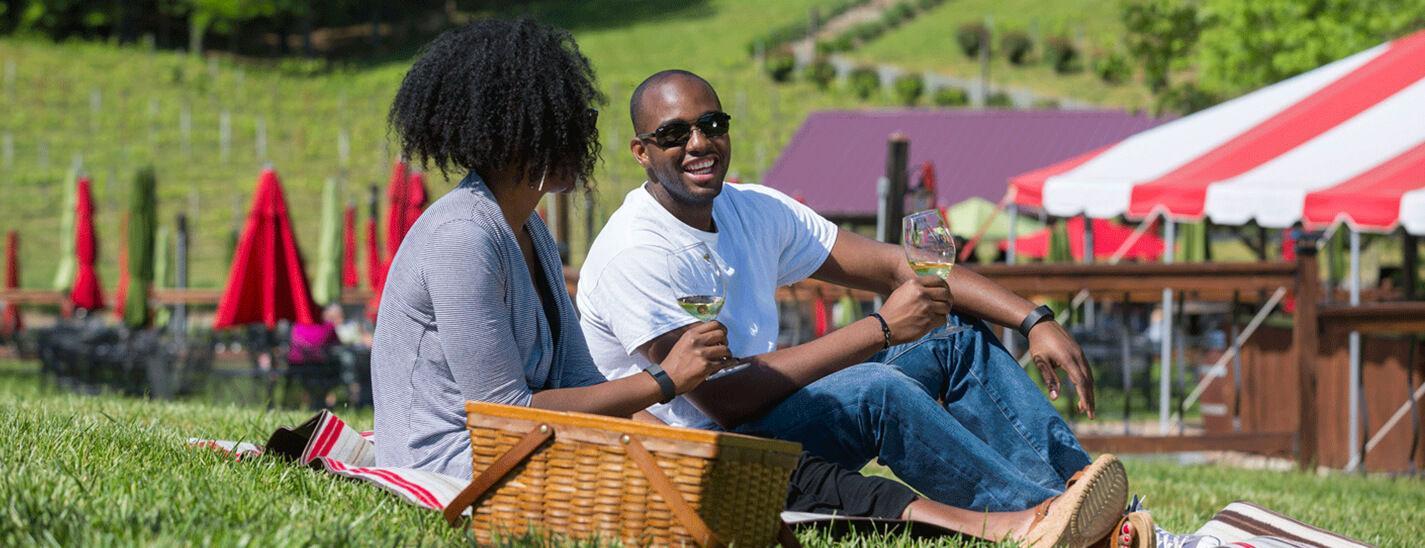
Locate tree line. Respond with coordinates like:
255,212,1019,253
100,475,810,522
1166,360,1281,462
1122,0,1425,113
0,0,534,57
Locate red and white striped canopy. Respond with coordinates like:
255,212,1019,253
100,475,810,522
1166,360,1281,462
1010,30,1425,235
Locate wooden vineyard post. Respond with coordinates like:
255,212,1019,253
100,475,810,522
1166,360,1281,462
1293,235,1320,469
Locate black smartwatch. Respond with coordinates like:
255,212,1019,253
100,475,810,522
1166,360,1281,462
1018,305,1056,338
643,364,677,404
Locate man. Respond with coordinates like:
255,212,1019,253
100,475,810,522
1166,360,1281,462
577,70,1117,522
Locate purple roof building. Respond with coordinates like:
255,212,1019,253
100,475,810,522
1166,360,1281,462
760,110,1168,222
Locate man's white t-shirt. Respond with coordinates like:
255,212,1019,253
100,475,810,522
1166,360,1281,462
577,182,839,429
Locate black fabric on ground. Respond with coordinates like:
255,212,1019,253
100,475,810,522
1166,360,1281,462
784,452,919,519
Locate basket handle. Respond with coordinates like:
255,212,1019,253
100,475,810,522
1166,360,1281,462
619,434,724,548
443,422,554,527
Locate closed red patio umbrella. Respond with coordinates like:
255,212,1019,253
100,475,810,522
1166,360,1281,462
365,185,382,289
69,174,106,312
404,168,427,237
384,161,409,264
214,168,318,329
342,204,358,289
2,231,20,338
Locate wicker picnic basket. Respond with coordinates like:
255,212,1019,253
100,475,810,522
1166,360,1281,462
442,401,802,547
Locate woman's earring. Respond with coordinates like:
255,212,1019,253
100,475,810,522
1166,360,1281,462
536,169,546,192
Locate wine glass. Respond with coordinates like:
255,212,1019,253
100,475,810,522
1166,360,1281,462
902,210,970,337
667,242,746,380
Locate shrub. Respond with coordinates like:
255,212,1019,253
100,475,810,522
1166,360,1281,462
848,67,881,99
932,87,969,107
916,0,946,10
1032,98,1061,110
766,54,796,82
806,58,837,90
1094,51,1133,84
850,20,887,43
747,21,811,57
1043,35,1080,73
893,73,925,105
985,91,1013,108
817,36,853,55
955,23,988,58
1000,30,1033,65
882,2,916,27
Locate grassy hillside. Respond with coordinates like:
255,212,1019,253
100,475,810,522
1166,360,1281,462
851,0,1155,109
0,0,900,291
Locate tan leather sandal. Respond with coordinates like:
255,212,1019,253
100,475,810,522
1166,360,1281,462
1111,512,1155,548
1022,454,1130,548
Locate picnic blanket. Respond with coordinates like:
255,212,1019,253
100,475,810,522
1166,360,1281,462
189,411,1378,547
190,410,473,514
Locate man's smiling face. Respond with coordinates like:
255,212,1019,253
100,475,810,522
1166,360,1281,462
632,75,731,207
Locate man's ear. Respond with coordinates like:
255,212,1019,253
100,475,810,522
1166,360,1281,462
631,138,651,169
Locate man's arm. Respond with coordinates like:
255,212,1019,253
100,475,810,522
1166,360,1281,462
813,228,1096,417
639,276,953,428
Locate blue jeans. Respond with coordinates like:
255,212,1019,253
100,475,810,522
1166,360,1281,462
732,312,1090,512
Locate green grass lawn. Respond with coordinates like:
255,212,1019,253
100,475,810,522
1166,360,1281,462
2,358,1420,547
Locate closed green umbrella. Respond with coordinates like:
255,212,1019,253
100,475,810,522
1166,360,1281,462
152,225,172,329
124,166,157,329
1047,220,1073,264
1175,220,1208,263
312,177,343,306
1045,219,1073,317
51,167,79,292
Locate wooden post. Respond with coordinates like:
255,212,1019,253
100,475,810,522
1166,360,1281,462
1293,234,1320,469
885,134,909,246
1403,232,1418,300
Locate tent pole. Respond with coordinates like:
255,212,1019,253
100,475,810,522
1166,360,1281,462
1121,291,1132,435
1006,204,1019,355
1346,229,1362,472
1160,218,1175,434
1083,216,1095,329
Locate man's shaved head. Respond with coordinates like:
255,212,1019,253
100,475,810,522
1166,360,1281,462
629,70,719,132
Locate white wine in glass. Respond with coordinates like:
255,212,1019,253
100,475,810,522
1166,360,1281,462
902,210,970,336
677,295,725,321
668,242,746,380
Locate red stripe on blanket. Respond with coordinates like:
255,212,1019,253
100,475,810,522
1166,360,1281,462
309,417,343,460
325,459,441,509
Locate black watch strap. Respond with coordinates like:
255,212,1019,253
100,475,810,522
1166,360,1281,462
643,364,677,404
1018,305,1056,338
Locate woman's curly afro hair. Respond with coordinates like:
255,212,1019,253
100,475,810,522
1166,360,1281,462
388,17,604,187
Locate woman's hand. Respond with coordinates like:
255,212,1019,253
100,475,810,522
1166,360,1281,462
876,276,955,345
660,321,734,394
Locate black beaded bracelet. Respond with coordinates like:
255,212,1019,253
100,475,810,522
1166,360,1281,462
868,312,892,349
1018,305,1056,338
643,364,677,404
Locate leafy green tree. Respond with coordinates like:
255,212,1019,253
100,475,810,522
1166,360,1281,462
1194,0,1425,96
1120,0,1200,93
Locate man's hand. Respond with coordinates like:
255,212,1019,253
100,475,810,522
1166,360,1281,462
877,276,954,345
1026,320,1095,418
660,321,734,394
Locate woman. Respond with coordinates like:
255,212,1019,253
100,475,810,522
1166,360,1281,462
371,18,731,479
374,18,1113,548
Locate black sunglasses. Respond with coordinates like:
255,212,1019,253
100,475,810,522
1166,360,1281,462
637,111,731,148
585,108,599,129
